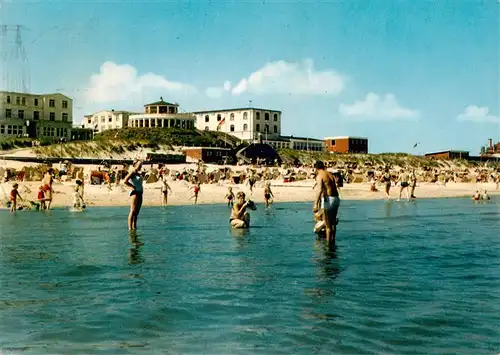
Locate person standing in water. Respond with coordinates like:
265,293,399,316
379,168,392,200
313,160,340,248
42,168,54,209
9,183,23,212
396,170,411,201
189,182,201,204
225,187,235,208
230,191,256,228
161,175,172,206
124,160,144,230
410,169,418,199
264,181,274,208
72,180,86,209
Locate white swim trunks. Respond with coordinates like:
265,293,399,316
321,196,340,210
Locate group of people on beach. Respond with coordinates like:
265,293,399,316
371,168,418,201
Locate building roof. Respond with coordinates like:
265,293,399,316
191,107,282,114
424,150,470,155
144,97,179,107
0,90,72,99
323,136,368,140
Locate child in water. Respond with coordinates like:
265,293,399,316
264,181,274,208
9,183,23,212
73,180,86,209
230,191,256,228
225,187,235,208
472,190,481,201
37,185,46,210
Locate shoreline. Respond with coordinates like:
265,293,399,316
2,180,497,208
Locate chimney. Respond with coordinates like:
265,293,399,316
488,138,493,149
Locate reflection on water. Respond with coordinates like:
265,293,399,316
0,199,499,355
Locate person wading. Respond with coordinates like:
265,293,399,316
124,160,144,231
313,160,340,248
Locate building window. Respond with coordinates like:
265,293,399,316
243,112,248,120
217,114,221,121
21,97,26,105
108,116,112,122
50,112,55,121
230,113,235,121
87,118,91,124
0,125,4,134
33,111,39,120
265,113,270,121
273,125,277,133
62,100,68,108
7,125,12,134
243,123,248,131
204,126,209,131
256,112,260,120
101,116,105,123
331,140,336,145
256,124,260,132
6,96,10,104
5,109,11,118
49,99,55,107
18,110,24,119
205,115,209,122
273,113,278,121
16,97,20,105
62,113,68,122
34,98,38,106
230,124,235,132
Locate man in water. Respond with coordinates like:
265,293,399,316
313,160,340,247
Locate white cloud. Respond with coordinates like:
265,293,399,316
205,80,232,99
85,61,196,103
339,93,419,120
228,59,346,96
456,105,500,123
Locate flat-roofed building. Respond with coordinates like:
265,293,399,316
128,97,196,129
264,135,324,152
424,150,470,160
324,136,368,154
192,107,282,142
0,90,73,140
83,110,133,133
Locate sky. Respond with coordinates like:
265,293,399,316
1,0,499,154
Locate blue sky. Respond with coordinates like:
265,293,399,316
1,0,498,154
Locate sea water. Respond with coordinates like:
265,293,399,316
0,198,499,355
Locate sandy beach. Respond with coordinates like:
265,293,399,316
2,176,498,208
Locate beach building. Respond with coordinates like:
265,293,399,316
480,138,500,157
191,107,282,142
183,147,233,164
324,136,369,154
128,97,196,130
0,90,73,140
263,135,324,152
71,125,94,141
83,110,134,133
425,150,470,160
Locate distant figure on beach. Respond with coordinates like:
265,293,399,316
379,168,392,200
73,180,86,209
481,190,490,200
225,187,235,208
248,174,257,193
472,190,480,201
313,160,340,248
189,182,201,204
410,169,418,199
161,175,172,206
264,182,274,208
42,168,54,210
230,191,256,228
396,170,410,201
124,160,144,231
9,183,23,212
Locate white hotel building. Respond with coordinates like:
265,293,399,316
83,110,134,133
192,107,281,142
128,98,196,129
0,90,73,139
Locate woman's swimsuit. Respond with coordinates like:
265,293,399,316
129,174,143,196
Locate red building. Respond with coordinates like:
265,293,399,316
323,136,368,154
480,138,500,157
424,150,470,160
183,147,233,164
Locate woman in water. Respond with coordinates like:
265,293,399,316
124,160,144,230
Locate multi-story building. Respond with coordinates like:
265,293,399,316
480,138,500,158
192,107,282,142
0,90,73,140
324,136,369,154
264,135,324,152
83,110,134,133
128,98,196,129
